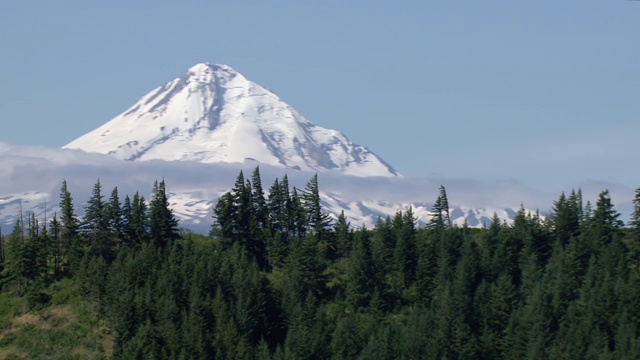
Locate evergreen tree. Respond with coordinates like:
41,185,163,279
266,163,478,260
106,186,124,247
83,179,112,260
289,188,308,240
267,177,285,236
5,219,28,295
333,210,353,258
251,166,268,232
212,192,233,240
235,171,254,243
31,213,50,283
625,188,640,274
392,208,417,290
301,174,331,240
345,229,374,309
430,185,451,229
49,214,62,276
121,194,133,246
213,172,253,247
148,180,179,248
551,191,581,246
587,190,623,250
59,180,81,272
125,192,149,246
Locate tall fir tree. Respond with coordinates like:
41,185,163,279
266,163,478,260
588,190,623,250
106,187,124,248
251,166,268,232
302,174,331,240
333,210,353,258
392,208,418,290
267,178,285,235
624,188,640,274
59,180,81,272
148,180,179,248
49,214,62,276
430,185,451,229
125,192,149,246
289,188,308,240
83,180,113,260
233,171,254,245
212,192,236,240
551,190,582,246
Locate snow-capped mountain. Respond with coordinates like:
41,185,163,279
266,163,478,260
0,64,554,232
64,63,399,178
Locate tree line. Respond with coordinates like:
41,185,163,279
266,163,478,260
1,166,640,359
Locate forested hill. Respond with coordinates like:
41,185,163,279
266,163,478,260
1,167,640,359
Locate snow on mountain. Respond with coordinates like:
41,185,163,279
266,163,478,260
0,63,560,232
0,184,527,233
0,191,50,226
64,63,399,177
320,195,522,228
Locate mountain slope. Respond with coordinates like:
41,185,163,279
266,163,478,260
64,63,399,177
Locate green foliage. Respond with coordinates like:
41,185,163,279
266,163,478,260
59,179,81,274
301,173,331,240
148,179,179,248
430,185,451,229
2,176,640,359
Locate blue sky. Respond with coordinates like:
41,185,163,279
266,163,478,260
1,1,639,193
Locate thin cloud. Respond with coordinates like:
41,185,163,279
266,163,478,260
0,143,635,229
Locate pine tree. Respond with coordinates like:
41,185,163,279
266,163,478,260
301,174,331,240
121,194,133,246
333,210,353,258
212,192,236,240
236,172,255,243
125,192,149,246
83,179,112,260
251,166,268,232
49,214,62,276
588,190,623,249
370,216,395,298
551,191,581,246
392,208,418,290
148,180,179,248
267,178,285,235
106,186,124,247
5,219,27,295
212,171,256,251
59,180,81,272
31,213,49,283
288,188,307,240
430,185,451,229
345,229,374,309
5,214,49,296
625,188,640,274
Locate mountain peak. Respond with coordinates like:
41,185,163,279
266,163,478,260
188,62,215,72
187,62,231,72
185,63,239,82
64,63,401,177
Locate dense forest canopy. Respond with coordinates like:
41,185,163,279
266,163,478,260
1,167,640,359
